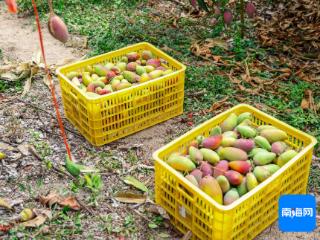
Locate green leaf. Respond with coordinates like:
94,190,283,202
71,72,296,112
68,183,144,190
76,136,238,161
148,222,158,229
123,176,148,192
197,0,209,12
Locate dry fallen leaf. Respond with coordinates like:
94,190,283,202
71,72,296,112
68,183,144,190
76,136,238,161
39,192,80,210
114,191,147,204
0,197,12,210
21,209,52,228
301,89,316,113
59,196,81,210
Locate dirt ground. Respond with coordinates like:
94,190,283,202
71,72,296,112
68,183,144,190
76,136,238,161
0,3,319,239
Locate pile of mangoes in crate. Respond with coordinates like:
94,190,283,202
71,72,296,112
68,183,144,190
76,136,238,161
167,112,299,205
65,51,173,98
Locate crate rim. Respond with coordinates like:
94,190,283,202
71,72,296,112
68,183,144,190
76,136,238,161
56,42,186,103
153,103,317,211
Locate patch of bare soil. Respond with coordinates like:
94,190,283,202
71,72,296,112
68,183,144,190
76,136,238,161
0,3,81,65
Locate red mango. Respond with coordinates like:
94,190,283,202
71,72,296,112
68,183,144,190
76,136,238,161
213,160,229,177
202,135,222,150
224,170,243,186
229,161,251,174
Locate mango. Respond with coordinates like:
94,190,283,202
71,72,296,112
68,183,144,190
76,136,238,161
94,65,108,76
237,178,248,196
163,69,173,75
277,150,298,167
149,70,164,79
136,65,146,75
139,73,150,83
220,113,238,132
200,161,213,177
253,152,276,166
116,62,127,72
104,84,113,92
271,141,287,155
224,170,243,186
210,126,222,136
254,136,271,151
146,58,161,68
167,155,196,172
202,135,222,150
216,175,230,193
200,148,220,164
237,112,252,124
199,176,223,204
263,164,280,174
111,66,121,75
66,71,79,80
260,129,288,143
257,125,277,133
113,75,124,81
145,65,155,73
213,160,229,177
126,62,137,72
121,56,128,63
116,82,132,91
96,88,111,95
222,131,238,139
87,82,96,92
141,50,153,60
236,126,256,138
126,52,140,62
141,59,147,66
229,161,251,174
233,139,255,152
122,71,140,83
106,71,116,81
246,172,258,190
156,66,166,71
85,92,99,98
71,77,81,86
91,74,99,81
78,84,86,92
20,208,35,222
84,65,94,73
196,135,205,146
189,146,203,164
168,152,181,162
82,72,93,86
238,119,253,127
48,14,69,43
219,147,248,161
221,137,237,147
111,79,121,90
248,147,269,158
224,188,240,205
253,166,271,182
105,62,115,70
92,80,105,88
190,169,203,183
185,174,199,187
188,140,199,150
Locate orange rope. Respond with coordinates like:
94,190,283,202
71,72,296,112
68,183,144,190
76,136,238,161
31,0,72,161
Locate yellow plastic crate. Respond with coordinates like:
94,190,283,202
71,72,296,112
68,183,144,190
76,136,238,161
153,104,317,240
57,42,186,146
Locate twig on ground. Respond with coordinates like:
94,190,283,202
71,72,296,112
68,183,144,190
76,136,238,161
28,145,76,181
